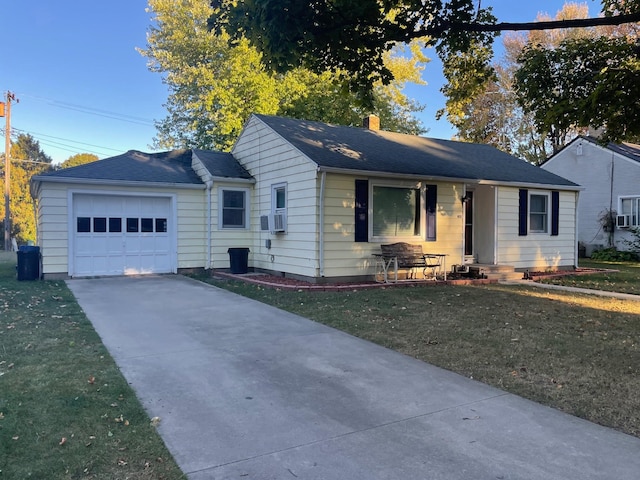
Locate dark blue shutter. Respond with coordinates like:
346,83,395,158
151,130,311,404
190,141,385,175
426,185,437,241
519,189,528,236
354,179,368,242
551,191,560,236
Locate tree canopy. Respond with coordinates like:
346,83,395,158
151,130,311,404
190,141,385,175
1,134,53,244
58,153,99,169
140,0,428,151
209,0,640,106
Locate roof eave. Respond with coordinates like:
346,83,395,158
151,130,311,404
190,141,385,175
317,166,582,191
30,175,206,190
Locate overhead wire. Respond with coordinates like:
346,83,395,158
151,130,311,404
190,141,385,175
1,93,159,159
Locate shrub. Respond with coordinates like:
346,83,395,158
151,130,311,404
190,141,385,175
590,247,639,262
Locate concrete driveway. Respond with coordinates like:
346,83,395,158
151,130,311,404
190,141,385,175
67,275,640,480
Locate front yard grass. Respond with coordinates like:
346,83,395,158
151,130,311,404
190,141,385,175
195,274,640,439
0,252,184,479
537,259,640,295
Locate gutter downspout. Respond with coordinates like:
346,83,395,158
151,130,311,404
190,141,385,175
206,180,213,270
575,190,580,267
319,171,326,277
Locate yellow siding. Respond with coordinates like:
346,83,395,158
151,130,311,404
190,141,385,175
233,116,320,277
321,174,465,279
496,187,576,269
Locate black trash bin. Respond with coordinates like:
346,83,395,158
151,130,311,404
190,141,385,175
17,246,41,281
228,247,250,274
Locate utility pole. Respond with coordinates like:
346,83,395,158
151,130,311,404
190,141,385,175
1,91,17,252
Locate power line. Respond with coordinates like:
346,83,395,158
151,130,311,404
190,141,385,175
12,127,123,154
18,93,156,127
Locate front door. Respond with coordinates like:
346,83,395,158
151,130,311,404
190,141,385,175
464,191,473,261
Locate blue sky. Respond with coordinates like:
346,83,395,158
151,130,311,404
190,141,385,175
2,1,594,164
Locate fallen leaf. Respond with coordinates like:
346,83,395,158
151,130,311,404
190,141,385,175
117,459,128,466
12,436,19,440
0,412,4,420
150,417,161,427
59,437,67,446
88,376,95,384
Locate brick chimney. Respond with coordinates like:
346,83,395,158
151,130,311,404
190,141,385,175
363,114,380,131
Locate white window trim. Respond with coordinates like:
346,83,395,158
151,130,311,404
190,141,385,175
271,182,287,214
618,195,640,228
369,180,425,242
529,191,550,234
218,187,250,230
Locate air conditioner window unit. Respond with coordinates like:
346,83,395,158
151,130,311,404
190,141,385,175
617,214,630,228
259,213,286,233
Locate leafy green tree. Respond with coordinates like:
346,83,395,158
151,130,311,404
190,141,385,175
451,1,639,162
210,0,640,108
0,134,53,244
140,0,427,151
515,35,640,148
58,153,99,169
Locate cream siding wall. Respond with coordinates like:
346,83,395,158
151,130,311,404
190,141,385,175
233,116,320,277
496,187,577,269
542,141,640,252
35,182,206,276
321,174,466,278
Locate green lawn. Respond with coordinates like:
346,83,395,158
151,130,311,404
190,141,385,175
194,270,640,439
538,259,640,295
0,252,185,479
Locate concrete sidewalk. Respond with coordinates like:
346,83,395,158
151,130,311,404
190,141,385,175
67,275,640,480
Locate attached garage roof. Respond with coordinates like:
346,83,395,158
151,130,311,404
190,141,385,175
34,150,204,186
254,114,579,188
193,149,253,180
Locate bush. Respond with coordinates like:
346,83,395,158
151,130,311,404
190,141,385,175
590,247,639,262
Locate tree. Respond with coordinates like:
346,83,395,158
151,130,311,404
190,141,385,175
209,0,640,106
515,35,640,147
140,0,428,152
451,1,639,162
0,134,53,244
58,153,99,169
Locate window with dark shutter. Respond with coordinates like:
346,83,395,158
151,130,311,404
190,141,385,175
426,185,437,241
551,191,560,236
354,179,368,242
519,189,528,236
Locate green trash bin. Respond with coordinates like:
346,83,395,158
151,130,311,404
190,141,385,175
17,246,40,281
228,248,250,274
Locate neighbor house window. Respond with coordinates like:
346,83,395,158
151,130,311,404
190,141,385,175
529,193,549,233
619,197,640,227
372,185,421,238
220,188,249,229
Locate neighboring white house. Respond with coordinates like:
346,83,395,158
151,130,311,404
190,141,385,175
542,136,640,255
31,114,580,281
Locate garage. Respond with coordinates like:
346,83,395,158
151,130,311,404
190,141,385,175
71,193,175,277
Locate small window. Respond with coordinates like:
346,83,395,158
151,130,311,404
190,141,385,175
109,218,122,233
141,218,154,233
93,217,107,233
155,218,167,233
127,218,139,233
529,194,549,233
221,190,247,228
77,217,90,233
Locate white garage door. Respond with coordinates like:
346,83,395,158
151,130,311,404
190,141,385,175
71,194,175,277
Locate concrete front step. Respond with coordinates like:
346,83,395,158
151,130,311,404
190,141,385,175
468,264,524,281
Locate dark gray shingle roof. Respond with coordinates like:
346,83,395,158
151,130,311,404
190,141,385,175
193,149,253,180
255,114,578,187
36,150,203,185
